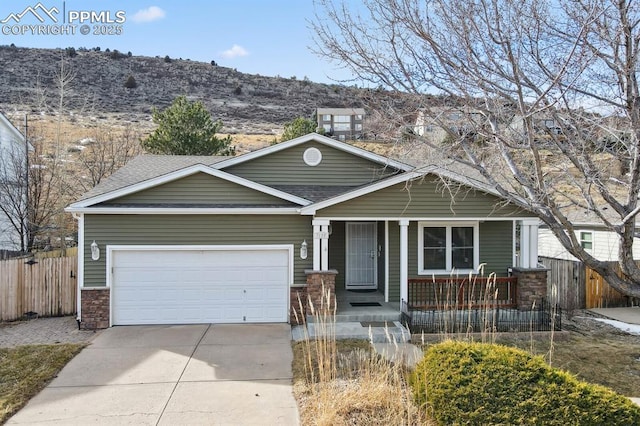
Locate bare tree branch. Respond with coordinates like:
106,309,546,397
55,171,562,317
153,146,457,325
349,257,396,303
313,0,640,297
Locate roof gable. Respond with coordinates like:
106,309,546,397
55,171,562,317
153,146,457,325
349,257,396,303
76,155,228,201
68,164,310,210
301,168,527,218
215,133,412,172
0,113,25,143
0,112,29,155
103,171,298,207
218,134,410,187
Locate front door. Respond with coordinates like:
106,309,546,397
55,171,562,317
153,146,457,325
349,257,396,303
346,222,377,289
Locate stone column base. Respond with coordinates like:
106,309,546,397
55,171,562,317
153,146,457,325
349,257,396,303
512,267,548,310
304,270,338,317
80,288,110,329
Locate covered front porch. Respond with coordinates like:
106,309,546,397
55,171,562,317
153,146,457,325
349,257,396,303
303,217,544,322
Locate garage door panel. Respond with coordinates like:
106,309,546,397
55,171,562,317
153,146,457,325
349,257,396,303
111,248,289,325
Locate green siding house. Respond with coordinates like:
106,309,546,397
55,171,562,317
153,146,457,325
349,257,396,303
66,133,543,329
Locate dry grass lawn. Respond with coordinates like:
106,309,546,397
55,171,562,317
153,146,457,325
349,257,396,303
0,344,85,423
292,338,430,426
292,314,640,425
495,316,640,397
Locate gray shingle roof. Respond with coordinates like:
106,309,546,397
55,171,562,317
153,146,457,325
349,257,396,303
78,155,228,201
270,185,362,202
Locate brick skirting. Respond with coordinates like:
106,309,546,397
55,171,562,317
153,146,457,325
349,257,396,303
305,270,338,316
290,286,307,325
80,288,110,329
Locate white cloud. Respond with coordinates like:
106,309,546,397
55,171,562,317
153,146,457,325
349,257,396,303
221,44,249,59
131,6,166,23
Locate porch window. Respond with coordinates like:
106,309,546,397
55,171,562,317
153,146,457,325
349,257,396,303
418,222,479,274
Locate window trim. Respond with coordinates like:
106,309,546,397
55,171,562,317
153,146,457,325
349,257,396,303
579,231,593,251
417,221,479,275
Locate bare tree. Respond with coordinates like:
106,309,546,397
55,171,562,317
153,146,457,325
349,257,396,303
0,140,28,252
75,126,142,193
0,123,62,252
28,129,64,250
313,0,640,297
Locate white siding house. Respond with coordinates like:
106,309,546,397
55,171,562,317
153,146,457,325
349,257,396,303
538,226,640,262
0,112,27,251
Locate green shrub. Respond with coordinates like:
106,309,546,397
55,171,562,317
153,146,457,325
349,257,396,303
124,75,137,89
411,341,640,425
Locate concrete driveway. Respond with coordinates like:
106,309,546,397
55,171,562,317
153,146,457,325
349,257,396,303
8,323,299,425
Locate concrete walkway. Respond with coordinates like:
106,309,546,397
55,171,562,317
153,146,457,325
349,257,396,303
588,306,640,325
8,323,299,425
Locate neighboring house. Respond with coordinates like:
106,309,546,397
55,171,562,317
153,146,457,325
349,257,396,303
507,113,571,144
414,107,486,143
316,108,365,141
0,112,27,252
539,221,640,262
66,133,544,329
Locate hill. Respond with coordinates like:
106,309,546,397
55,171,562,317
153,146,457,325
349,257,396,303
0,45,368,134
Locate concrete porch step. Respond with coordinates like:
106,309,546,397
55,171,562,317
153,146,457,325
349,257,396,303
291,320,410,343
305,311,402,323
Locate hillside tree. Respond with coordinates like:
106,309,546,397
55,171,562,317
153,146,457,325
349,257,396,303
142,96,235,155
313,0,640,297
280,116,323,142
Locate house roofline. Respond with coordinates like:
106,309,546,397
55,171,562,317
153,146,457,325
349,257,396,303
64,206,301,215
212,133,413,172
0,112,32,150
68,164,312,208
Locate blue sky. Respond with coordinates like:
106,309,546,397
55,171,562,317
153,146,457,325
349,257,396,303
0,1,355,84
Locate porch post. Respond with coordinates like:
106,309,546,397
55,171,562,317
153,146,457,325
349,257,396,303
321,223,329,270
520,220,530,268
520,219,539,269
312,221,321,270
312,219,330,271
528,221,539,268
384,220,389,303
399,219,409,305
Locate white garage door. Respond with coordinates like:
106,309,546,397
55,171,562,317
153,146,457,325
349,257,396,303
110,247,290,325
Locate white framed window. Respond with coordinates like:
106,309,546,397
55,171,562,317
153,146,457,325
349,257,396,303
580,231,593,251
334,115,351,131
418,222,479,274
355,123,363,131
321,114,331,121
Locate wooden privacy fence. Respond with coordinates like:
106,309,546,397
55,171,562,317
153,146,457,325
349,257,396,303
585,266,629,309
540,257,586,311
541,257,630,310
0,256,77,321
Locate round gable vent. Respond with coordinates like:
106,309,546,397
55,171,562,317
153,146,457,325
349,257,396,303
303,147,322,166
